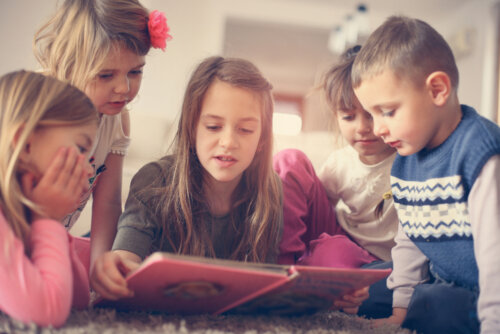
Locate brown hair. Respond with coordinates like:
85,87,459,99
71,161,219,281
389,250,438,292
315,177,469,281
352,15,459,90
147,56,281,262
322,45,361,113
322,46,390,219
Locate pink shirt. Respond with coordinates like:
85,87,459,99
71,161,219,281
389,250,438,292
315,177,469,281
0,209,89,328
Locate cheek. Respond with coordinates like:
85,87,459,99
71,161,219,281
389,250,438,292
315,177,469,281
338,123,353,139
84,84,99,104
130,78,143,97
85,90,105,110
194,127,207,152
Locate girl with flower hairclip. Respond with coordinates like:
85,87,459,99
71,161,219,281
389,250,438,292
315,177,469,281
33,0,171,290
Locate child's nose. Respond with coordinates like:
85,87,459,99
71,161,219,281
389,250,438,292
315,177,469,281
373,119,388,138
219,129,238,149
357,115,373,134
114,76,130,94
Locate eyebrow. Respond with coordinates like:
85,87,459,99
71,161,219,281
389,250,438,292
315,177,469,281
134,62,146,69
99,62,146,72
201,114,260,122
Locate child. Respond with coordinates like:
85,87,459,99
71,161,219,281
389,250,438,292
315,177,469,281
274,45,398,317
90,56,283,300
0,70,98,327
352,15,500,333
33,0,172,275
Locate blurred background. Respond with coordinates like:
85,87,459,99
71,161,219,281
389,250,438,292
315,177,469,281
1,0,499,234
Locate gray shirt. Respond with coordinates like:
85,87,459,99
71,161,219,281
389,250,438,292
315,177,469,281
113,156,282,263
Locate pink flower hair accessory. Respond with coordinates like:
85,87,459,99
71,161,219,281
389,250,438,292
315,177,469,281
148,10,172,51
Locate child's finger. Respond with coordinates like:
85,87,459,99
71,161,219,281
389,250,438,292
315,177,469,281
40,147,68,185
90,255,134,300
20,172,36,198
65,154,87,193
53,147,79,187
343,286,369,303
334,299,360,309
119,258,141,275
92,277,132,301
342,306,359,314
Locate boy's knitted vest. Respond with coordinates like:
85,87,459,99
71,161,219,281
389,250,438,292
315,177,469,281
391,105,500,289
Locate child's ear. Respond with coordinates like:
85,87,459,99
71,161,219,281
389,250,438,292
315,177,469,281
425,71,451,106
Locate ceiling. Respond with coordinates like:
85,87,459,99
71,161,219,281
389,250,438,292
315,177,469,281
222,0,474,95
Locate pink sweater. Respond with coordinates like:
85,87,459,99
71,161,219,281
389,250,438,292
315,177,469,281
0,209,89,328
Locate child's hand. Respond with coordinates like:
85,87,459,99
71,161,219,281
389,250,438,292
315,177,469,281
90,250,141,300
333,286,369,314
372,307,407,327
21,147,90,221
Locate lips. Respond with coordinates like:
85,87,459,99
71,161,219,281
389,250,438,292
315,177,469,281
356,138,379,145
216,155,236,162
386,140,401,148
215,155,237,167
108,101,127,109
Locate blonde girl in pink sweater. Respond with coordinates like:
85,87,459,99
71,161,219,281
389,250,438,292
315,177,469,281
0,70,98,327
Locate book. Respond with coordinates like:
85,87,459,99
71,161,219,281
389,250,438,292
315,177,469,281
95,252,391,315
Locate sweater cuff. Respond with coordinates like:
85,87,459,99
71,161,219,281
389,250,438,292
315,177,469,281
392,287,414,309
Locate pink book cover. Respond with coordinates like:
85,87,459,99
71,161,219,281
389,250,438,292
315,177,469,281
230,265,391,315
95,252,391,315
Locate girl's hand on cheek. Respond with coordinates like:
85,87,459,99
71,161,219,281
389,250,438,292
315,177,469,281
21,146,89,221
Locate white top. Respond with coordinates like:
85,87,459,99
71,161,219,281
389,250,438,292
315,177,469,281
387,155,500,334
62,114,131,230
318,145,398,261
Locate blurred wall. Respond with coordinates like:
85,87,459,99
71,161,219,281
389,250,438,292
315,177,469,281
0,0,498,124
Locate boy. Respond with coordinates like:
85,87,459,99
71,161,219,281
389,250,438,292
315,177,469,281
351,15,500,333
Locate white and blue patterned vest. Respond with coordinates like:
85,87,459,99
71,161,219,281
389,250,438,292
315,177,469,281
391,105,500,289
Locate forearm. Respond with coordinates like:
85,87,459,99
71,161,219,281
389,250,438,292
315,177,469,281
0,219,73,327
387,223,430,309
89,153,124,270
90,201,121,269
469,156,500,333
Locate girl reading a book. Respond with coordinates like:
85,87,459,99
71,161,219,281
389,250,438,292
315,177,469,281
91,56,369,314
91,56,283,299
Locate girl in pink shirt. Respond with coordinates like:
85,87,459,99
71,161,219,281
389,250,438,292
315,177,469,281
0,70,98,327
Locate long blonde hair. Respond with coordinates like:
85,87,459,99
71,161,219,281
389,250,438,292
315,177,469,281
0,70,97,248
33,0,151,90
148,56,282,262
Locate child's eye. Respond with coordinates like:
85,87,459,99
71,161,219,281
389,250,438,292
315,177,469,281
239,128,254,134
78,146,88,154
129,70,143,76
206,125,221,131
341,115,354,121
381,109,395,117
98,73,113,80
